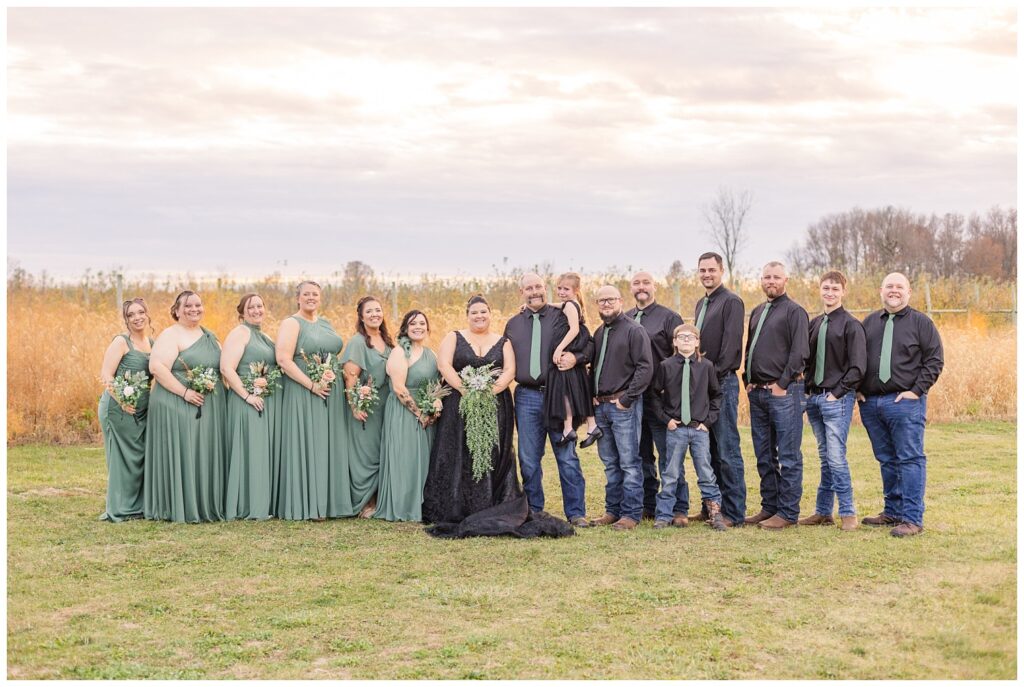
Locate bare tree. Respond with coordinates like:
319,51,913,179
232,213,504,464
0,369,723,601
702,187,753,286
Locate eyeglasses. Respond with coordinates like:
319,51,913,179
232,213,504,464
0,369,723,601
674,334,698,342
597,297,621,305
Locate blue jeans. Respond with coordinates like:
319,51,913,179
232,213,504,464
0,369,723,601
747,381,805,522
594,398,644,522
859,393,928,527
709,372,746,523
658,425,719,521
640,399,689,514
805,391,856,517
514,386,587,520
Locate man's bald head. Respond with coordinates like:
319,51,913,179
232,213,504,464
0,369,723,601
880,272,912,313
596,284,624,322
630,271,656,307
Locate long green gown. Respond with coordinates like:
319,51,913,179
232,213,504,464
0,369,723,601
99,334,153,522
274,316,344,520
339,334,391,514
225,323,277,520
374,347,439,522
144,327,227,523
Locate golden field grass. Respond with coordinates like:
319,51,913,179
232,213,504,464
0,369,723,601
6,276,1017,443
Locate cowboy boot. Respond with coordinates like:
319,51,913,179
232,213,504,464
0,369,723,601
706,499,727,532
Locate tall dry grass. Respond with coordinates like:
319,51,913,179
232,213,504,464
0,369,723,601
6,277,1016,444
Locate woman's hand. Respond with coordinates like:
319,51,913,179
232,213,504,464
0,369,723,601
120,403,136,415
352,409,369,422
310,381,330,400
246,394,265,413
184,389,204,407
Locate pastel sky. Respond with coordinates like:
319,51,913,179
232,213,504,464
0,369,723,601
7,7,1017,282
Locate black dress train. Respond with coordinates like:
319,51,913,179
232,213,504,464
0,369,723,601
422,332,573,539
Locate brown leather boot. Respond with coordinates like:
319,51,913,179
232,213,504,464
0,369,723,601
757,514,797,529
591,512,618,526
861,511,898,526
705,500,727,531
744,509,773,525
671,513,689,527
890,522,923,537
611,517,638,531
840,515,859,531
798,513,835,526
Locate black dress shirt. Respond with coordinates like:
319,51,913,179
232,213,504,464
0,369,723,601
591,313,653,408
504,304,593,387
860,306,944,397
626,302,683,368
805,306,867,399
693,285,745,377
650,353,722,427
743,293,810,389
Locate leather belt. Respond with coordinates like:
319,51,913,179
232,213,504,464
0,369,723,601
595,393,622,403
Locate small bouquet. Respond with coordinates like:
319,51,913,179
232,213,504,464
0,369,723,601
346,374,380,430
458,363,501,481
180,358,219,419
241,361,282,417
300,349,339,408
105,370,151,423
415,379,452,427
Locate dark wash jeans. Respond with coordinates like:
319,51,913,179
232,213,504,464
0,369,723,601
640,398,690,515
858,393,928,527
708,372,746,523
747,381,806,522
513,385,587,520
594,397,644,522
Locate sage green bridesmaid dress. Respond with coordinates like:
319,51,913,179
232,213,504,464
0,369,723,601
99,334,153,522
274,316,344,520
225,323,277,520
339,334,391,514
144,327,227,523
374,347,439,522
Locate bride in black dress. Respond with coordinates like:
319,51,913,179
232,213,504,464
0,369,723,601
422,294,574,538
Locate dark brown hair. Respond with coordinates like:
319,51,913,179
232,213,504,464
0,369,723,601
169,290,199,322
398,309,431,340
356,295,395,348
698,252,724,268
466,294,489,314
236,292,263,321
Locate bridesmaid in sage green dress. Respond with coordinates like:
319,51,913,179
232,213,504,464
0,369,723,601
98,297,154,522
375,310,440,522
221,293,278,520
145,290,227,523
341,296,393,518
274,281,346,520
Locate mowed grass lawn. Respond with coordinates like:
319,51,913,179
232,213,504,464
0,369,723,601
7,422,1016,679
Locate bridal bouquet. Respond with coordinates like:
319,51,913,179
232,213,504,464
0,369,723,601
415,379,451,426
458,363,501,481
105,370,150,422
346,374,380,430
300,349,339,407
241,361,282,417
180,358,219,419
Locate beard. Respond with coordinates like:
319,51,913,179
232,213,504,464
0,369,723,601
600,311,619,324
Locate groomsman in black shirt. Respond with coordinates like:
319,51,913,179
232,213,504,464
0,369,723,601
589,285,653,531
858,272,944,537
801,270,866,531
743,261,809,529
625,271,687,522
692,251,747,526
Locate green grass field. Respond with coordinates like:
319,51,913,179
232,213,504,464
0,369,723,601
7,422,1016,679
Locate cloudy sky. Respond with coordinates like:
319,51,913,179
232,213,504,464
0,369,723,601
7,7,1017,282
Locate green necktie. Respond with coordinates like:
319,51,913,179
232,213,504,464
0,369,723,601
529,312,542,380
695,297,709,331
594,326,612,391
745,302,771,383
814,315,828,386
879,313,895,383
680,357,691,425
634,309,644,323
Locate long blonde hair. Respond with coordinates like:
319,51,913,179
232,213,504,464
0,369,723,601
557,272,587,326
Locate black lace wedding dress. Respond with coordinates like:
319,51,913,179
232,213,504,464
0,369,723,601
422,332,574,539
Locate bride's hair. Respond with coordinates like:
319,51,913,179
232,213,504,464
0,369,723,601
466,294,489,313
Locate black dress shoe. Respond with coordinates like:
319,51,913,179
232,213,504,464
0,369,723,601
555,430,578,447
579,427,603,448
